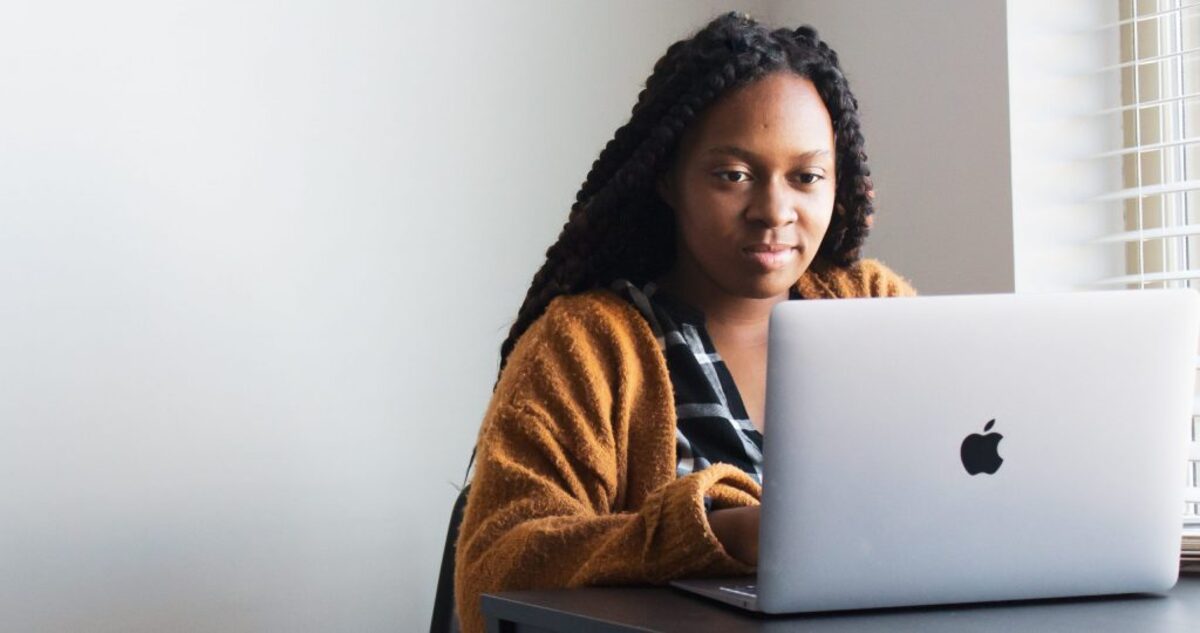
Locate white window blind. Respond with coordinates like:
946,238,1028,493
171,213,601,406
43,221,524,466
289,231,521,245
1092,0,1200,519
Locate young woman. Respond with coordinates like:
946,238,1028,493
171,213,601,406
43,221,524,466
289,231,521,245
453,11,917,633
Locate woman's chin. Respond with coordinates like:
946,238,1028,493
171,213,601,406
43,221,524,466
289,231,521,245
735,273,802,299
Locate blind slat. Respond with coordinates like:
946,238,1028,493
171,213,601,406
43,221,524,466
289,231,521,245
1098,44,1200,72
1095,91,1200,116
1091,135,1200,159
1094,223,1200,244
1094,269,1200,285
1100,2,1200,28
1092,179,1200,202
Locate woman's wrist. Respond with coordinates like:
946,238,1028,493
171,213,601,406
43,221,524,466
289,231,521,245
706,505,760,566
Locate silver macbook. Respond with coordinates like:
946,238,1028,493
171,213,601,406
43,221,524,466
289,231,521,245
672,288,1199,613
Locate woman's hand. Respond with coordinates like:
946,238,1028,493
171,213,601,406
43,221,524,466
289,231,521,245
706,505,760,566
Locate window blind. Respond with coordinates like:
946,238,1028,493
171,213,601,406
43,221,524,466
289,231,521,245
1092,0,1200,519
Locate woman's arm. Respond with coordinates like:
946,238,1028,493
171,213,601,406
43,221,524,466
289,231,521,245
453,294,759,633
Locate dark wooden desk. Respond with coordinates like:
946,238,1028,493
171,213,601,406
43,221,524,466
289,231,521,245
482,574,1200,632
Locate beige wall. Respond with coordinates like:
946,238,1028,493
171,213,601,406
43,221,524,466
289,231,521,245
769,0,1015,295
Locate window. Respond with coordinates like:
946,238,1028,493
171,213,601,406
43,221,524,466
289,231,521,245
1099,0,1200,518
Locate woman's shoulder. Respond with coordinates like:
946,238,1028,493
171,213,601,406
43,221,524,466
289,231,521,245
548,286,642,320
796,256,918,299
497,287,661,390
532,287,649,343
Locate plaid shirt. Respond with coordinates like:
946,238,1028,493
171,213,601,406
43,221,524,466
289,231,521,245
610,279,801,485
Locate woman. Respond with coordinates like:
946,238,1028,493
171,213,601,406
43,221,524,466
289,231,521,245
453,11,917,633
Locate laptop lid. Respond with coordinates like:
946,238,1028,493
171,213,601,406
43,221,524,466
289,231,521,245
757,289,1199,614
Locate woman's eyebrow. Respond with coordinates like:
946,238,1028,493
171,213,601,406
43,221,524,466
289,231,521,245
705,145,831,162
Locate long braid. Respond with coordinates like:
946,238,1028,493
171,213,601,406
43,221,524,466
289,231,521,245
783,24,875,263
495,12,876,387
812,64,875,264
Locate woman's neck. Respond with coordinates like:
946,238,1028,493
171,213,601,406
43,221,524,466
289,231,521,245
653,269,788,340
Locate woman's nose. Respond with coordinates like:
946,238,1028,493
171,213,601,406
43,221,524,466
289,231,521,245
745,175,798,227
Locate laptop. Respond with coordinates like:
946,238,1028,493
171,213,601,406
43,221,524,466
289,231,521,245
672,288,1199,613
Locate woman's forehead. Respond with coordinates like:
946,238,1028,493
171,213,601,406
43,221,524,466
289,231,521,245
682,73,835,161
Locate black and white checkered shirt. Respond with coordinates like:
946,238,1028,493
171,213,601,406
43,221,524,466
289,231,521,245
610,279,800,485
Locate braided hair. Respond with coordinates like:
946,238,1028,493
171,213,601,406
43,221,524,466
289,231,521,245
496,11,875,386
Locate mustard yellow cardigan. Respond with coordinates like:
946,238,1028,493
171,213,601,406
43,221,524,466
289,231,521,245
454,257,918,633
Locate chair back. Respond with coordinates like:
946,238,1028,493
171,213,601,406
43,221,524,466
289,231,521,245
429,484,469,633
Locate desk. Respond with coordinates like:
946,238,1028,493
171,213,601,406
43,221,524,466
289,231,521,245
482,574,1200,632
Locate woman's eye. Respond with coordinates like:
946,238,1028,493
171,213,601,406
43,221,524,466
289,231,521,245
716,171,752,184
714,171,823,185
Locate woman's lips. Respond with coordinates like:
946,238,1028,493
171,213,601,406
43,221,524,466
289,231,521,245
741,246,798,270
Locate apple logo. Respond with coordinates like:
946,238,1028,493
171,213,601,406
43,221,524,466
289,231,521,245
960,419,1004,475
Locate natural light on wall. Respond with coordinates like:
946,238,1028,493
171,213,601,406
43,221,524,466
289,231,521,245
1093,0,1200,519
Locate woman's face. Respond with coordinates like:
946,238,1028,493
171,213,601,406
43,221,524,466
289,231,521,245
656,72,837,302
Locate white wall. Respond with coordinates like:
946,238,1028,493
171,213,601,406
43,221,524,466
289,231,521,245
769,0,1016,295
0,2,769,631
0,1,1023,631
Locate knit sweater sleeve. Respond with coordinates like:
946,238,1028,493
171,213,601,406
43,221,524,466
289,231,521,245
453,294,758,633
